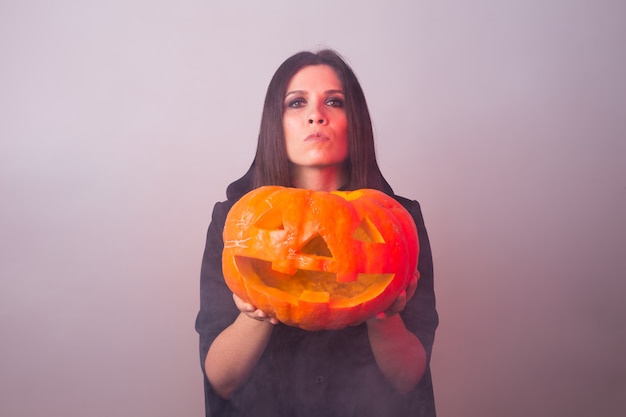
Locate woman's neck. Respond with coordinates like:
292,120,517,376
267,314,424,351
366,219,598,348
290,164,347,192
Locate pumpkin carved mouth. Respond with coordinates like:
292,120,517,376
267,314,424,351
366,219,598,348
234,256,395,306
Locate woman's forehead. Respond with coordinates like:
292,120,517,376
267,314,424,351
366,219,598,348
286,65,343,93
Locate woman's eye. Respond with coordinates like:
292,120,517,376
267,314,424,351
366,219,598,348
326,97,344,108
287,98,306,108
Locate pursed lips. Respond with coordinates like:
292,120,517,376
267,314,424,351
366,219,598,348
305,132,330,141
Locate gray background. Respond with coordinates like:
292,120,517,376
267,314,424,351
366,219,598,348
1,1,624,416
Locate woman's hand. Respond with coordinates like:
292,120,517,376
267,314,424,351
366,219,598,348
205,294,277,399
371,269,419,321
364,269,425,394
233,294,279,325
348,269,419,327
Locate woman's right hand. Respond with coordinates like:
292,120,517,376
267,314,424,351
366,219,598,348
233,294,279,325
206,294,277,399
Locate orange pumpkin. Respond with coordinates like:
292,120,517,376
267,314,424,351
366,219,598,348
222,186,419,330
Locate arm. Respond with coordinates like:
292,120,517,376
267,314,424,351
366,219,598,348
366,314,427,394
196,202,277,401
366,196,439,396
205,295,277,399
366,273,427,394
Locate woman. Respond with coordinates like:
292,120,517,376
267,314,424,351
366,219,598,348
195,49,438,417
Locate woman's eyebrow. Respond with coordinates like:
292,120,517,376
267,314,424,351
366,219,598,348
285,89,344,97
285,90,306,98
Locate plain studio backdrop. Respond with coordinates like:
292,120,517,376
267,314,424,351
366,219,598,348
1,1,624,416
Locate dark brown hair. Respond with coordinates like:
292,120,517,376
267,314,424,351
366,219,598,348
252,49,386,191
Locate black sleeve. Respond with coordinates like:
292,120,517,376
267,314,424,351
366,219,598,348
194,201,239,417
398,197,438,360
396,197,438,416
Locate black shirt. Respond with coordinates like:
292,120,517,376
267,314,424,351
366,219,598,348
195,170,438,417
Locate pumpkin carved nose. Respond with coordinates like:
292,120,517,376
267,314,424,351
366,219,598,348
299,234,333,257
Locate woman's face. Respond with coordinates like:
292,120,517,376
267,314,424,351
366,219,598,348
283,65,348,171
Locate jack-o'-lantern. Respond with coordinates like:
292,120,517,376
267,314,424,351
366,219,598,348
222,186,419,330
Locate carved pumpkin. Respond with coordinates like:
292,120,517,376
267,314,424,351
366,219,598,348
222,186,419,330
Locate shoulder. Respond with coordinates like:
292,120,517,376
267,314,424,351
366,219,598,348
390,194,425,227
389,193,432,261
209,164,255,224
392,194,421,210
210,182,250,226
212,199,235,219
375,178,422,216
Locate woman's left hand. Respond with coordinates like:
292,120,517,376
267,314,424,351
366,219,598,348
372,269,419,321
364,268,426,393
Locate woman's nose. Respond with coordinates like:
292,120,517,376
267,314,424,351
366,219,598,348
307,102,327,125
309,109,328,125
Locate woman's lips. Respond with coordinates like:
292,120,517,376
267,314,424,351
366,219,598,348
305,132,329,141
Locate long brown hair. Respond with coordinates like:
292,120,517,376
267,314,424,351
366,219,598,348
252,49,386,191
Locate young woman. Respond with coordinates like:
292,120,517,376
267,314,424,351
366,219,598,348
195,49,438,417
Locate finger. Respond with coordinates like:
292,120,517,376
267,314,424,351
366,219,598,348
253,310,269,319
232,294,255,312
406,271,419,300
390,291,407,314
252,310,279,325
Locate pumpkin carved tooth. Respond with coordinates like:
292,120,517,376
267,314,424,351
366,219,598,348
222,186,419,330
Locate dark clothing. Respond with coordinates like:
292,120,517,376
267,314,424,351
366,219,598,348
195,170,438,416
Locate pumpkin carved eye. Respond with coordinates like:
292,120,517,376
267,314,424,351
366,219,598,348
255,207,284,230
353,218,385,243
222,186,419,330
